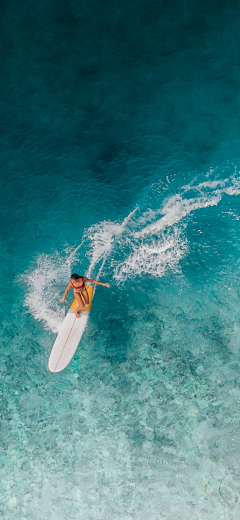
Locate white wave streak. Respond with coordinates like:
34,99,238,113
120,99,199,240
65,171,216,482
135,194,221,237
87,207,138,277
23,177,240,330
23,209,138,333
115,176,240,281
24,253,70,333
114,228,187,280
135,176,240,238
66,238,85,277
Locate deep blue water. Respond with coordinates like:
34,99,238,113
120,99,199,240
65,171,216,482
1,1,240,518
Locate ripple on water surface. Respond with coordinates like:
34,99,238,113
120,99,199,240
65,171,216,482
1,0,240,517
1,175,240,519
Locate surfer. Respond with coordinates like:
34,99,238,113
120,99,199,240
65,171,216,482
60,274,110,318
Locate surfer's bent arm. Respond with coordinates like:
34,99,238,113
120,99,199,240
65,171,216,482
60,282,72,302
83,277,110,288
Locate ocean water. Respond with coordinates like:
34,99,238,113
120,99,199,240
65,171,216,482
1,0,240,518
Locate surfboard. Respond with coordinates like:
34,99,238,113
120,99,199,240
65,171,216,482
48,285,93,373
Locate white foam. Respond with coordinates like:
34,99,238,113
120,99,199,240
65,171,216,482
86,207,138,277
24,252,70,333
135,176,240,238
23,209,138,333
114,227,187,280
135,194,221,237
22,175,240,331
113,175,240,281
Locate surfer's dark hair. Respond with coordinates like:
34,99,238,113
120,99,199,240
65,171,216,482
71,273,81,280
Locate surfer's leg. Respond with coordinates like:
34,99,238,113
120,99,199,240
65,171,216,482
73,290,84,318
81,288,89,306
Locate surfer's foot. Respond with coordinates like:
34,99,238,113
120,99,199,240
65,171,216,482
74,311,81,318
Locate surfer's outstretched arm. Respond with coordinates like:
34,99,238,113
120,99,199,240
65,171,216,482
83,277,110,288
60,282,72,302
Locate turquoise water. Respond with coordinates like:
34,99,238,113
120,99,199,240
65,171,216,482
1,0,240,518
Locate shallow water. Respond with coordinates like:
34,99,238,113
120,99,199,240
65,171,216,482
1,0,240,519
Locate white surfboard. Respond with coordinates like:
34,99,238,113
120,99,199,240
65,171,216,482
48,285,93,373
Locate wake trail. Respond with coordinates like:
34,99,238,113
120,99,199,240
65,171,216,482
135,176,240,238
114,175,240,280
23,208,138,333
22,174,240,332
66,238,85,277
